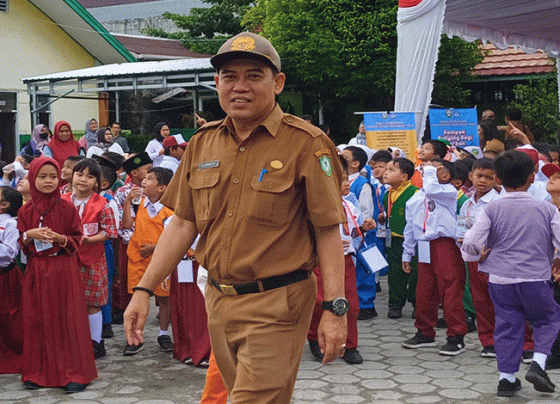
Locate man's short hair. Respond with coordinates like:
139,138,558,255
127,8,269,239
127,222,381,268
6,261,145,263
148,167,174,186
432,158,455,180
393,158,415,180
371,150,393,164
424,139,448,159
505,107,523,121
111,122,121,127
494,150,534,188
344,146,368,171
472,157,495,172
504,139,522,151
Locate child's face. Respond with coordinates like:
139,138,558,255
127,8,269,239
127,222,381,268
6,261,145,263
418,143,435,161
61,160,76,181
340,172,350,196
547,172,560,194
35,164,59,194
341,150,359,174
550,151,560,165
99,176,111,192
469,168,495,196
170,146,186,160
383,161,405,187
16,175,30,195
372,161,388,181
141,172,165,199
73,168,97,195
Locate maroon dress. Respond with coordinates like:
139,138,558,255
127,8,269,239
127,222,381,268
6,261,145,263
0,266,23,374
17,157,97,387
170,262,211,366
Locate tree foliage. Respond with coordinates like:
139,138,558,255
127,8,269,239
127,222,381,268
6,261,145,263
512,77,559,143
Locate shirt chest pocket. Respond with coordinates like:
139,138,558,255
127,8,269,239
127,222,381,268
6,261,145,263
189,170,220,221
249,176,293,226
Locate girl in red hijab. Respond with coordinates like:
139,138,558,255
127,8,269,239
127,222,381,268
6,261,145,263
43,121,83,167
17,157,97,393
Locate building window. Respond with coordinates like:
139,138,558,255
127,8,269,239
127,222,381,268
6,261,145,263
0,1,8,12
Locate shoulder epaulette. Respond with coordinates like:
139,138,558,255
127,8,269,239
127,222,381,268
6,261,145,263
282,115,323,138
193,119,225,137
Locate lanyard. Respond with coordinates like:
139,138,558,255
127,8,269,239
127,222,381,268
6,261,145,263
32,199,60,227
387,188,395,218
342,200,366,247
422,197,430,234
376,185,384,214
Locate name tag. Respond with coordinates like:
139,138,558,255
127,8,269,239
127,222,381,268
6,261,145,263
34,239,53,252
83,223,99,237
199,160,220,170
456,215,475,239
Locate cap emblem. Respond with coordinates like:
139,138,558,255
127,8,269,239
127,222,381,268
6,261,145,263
231,36,256,51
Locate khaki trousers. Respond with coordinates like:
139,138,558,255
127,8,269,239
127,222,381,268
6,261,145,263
205,274,316,404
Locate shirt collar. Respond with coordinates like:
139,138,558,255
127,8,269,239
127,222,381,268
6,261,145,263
502,191,533,199
479,188,499,202
348,172,360,182
144,197,164,212
221,104,283,139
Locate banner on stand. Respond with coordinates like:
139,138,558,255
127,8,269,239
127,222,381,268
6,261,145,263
363,112,417,159
429,108,479,147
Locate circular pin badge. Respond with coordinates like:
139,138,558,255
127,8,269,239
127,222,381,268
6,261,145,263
270,160,283,169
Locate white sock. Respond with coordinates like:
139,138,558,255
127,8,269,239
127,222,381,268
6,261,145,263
533,352,547,369
159,329,169,337
499,372,516,383
88,311,103,343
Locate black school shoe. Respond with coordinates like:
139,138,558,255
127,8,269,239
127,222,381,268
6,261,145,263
23,381,44,390
342,348,363,364
123,343,144,356
308,339,324,361
92,340,106,359
64,382,88,394
439,336,465,356
388,306,403,319
525,361,556,393
358,308,377,320
102,324,114,339
402,331,437,349
157,335,174,352
481,345,497,358
497,378,521,397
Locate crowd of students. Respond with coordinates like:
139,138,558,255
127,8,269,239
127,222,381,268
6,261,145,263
3,112,560,399
0,119,208,395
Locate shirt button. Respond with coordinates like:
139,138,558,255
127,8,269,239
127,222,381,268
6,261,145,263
239,147,246,152
227,211,233,217
233,178,239,184
222,244,227,249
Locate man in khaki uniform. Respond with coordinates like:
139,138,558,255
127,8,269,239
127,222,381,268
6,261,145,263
124,32,348,403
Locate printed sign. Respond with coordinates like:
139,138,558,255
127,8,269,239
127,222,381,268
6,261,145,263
429,108,479,147
363,112,418,159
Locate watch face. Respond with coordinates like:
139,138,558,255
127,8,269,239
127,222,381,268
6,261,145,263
332,297,349,315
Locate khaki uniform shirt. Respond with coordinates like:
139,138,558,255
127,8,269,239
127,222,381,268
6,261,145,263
161,104,346,283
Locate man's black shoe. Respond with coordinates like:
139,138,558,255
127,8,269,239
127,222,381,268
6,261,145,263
308,339,323,360
497,378,521,397
342,348,363,364
388,306,402,319
525,361,556,393
64,382,88,394
358,308,377,320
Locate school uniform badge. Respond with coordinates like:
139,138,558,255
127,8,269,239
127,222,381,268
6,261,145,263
315,149,332,176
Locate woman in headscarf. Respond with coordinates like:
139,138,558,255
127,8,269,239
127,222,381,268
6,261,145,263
42,121,83,167
86,127,125,158
18,157,97,393
20,124,50,157
79,119,99,150
145,121,170,167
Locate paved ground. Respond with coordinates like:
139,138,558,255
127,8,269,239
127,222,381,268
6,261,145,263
2,277,560,403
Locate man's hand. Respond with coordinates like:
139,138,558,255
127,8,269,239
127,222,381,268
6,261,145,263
317,310,347,364
196,114,208,127
124,292,151,346
508,122,531,145
402,261,412,274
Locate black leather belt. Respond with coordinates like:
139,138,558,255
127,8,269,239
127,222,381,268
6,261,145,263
210,269,309,296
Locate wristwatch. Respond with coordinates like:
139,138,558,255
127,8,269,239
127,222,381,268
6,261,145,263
321,297,350,316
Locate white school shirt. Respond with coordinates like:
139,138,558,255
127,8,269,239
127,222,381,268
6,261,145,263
159,155,180,173
459,188,502,219
0,214,19,267
348,172,373,220
341,195,363,255
402,166,457,262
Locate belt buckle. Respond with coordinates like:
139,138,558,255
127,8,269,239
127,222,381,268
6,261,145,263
220,284,238,296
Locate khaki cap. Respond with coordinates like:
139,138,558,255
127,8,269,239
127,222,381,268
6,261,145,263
211,32,281,72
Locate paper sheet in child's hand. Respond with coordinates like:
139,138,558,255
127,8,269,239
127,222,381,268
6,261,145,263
456,215,476,239
177,260,194,283
418,240,431,264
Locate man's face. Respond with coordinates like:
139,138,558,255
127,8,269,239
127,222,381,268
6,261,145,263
112,124,121,137
214,58,285,125
358,123,365,135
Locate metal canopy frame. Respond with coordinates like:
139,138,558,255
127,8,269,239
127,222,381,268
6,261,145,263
23,59,218,127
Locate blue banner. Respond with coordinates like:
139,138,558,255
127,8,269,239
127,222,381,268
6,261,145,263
429,108,479,147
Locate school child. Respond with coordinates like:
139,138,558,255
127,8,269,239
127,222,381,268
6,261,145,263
402,159,468,355
60,155,85,194
16,174,30,204
458,158,501,357
307,155,375,364
61,158,118,359
160,134,188,173
18,157,96,393
381,158,418,319
370,150,392,276
122,167,174,355
410,139,448,189
462,151,560,396
0,186,23,374
99,165,120,339
113,152,152,323
342,145,377,320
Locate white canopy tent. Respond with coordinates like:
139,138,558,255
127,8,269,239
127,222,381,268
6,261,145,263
394,0,560,140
